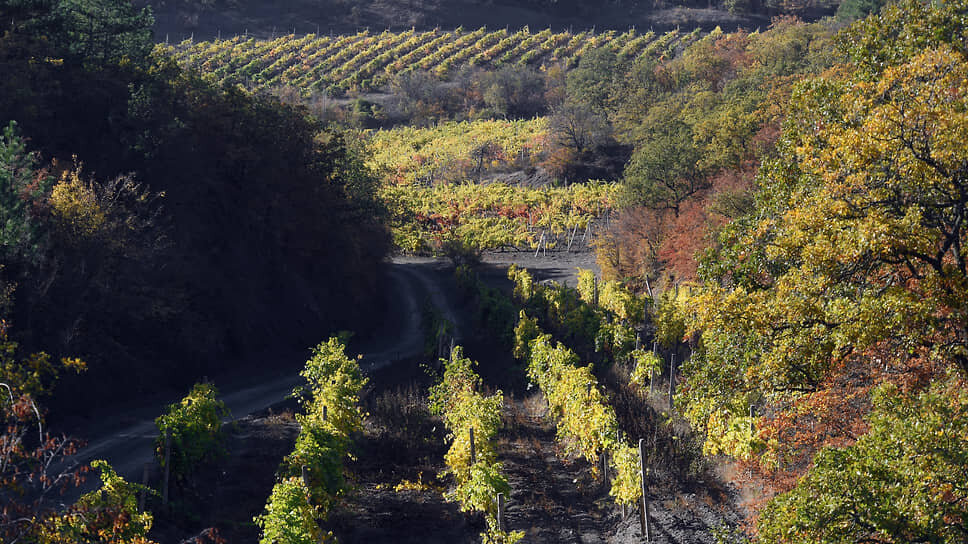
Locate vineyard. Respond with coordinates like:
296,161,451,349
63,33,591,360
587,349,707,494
382,182,619,254
451,262,697,539
10,0,966,542
160,26,702,96
256,338,367,543
366,118,551,186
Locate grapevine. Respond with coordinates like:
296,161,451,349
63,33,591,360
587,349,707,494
162,28,694,97
255,337,367,544
428,347,523,543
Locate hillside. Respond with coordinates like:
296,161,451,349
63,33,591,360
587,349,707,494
142,0,779,42
164,27,701,97
3,0,967,543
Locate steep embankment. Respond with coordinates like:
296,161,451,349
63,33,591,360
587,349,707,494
143,0,770,43
66,259,459,492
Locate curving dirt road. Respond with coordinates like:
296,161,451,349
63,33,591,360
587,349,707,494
59,249,742,543
67,257,466,497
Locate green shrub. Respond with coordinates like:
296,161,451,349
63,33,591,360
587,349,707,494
154,382,230,483
255,477,329,544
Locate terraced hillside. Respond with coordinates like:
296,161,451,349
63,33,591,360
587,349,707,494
161,26,701,96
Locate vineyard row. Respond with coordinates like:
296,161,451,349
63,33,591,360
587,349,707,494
161,26,702,96
382,182,619,254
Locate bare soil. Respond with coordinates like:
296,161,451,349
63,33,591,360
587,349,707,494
148,412,301,543
480,247,600,287
145,253,744,542
499,393,617,543
328,384,477,543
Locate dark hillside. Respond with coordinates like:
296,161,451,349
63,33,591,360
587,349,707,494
140,0,819,42
0,0,390,412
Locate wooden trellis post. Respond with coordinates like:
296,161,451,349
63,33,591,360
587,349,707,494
162,430,171,505
639,438,651,541
601,450,609,489
668,353,676,411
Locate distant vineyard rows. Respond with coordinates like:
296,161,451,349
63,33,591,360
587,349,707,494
382,182,619,254
160,26,701,96
366,118,550,186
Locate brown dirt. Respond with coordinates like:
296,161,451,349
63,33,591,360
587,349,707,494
146,254,744,543
498,393,617,543
480,247,601,287
328,383,478,543
147,412,301,543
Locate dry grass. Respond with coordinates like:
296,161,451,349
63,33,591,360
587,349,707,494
263,408,296,424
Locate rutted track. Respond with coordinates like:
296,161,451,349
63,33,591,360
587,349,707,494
67,258,466,494
60,250,741,543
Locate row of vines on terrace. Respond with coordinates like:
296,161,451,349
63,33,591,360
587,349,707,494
162,27,701,96
255,337,367,543
383,182,618,254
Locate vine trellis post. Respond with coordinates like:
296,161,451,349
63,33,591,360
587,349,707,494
639,438,651,541
162,430,171,505
668,353,676,411
469,427,476,464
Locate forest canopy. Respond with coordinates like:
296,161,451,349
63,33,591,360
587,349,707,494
0,0,389,409
626,1,968,541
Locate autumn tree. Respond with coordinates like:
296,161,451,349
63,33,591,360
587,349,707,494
758,379,968,543
549,101,607,158
596,21,833,285
671,1,968,539
0,322,156,543
622,104,707,218
479,66,547,119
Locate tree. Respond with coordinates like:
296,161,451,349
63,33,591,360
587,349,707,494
0,357,87,542
549,101,607,158
470,140,501,181
0,0,154,70
0,324,155,543
55,0,154,69
622,105,707,217
40,460,157,544
0,122,53,267
758,379,968,544
671,0,968,528
566,46,623,116
834,0,887,21
1,0,391,412
479,66,547,119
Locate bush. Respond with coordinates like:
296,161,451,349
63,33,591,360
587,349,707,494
255,477,328,544
154,382,230,483
39,460,157,544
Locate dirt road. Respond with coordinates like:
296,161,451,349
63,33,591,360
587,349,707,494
67,258,464,496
